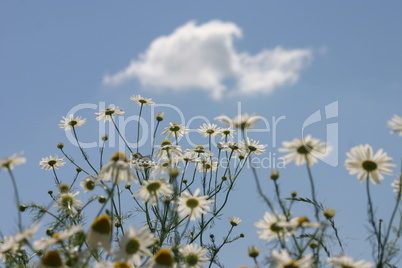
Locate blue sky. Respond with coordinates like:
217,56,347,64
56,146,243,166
1,1,402,267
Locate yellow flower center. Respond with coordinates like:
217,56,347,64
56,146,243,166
186,198,199,209
284,260,298,268
91,214,111,234
113,262,131,268
154,248,174,266
169,123,180,132
111,152,128,162
161,140,172,146
146,182,162,193
297,216,310,226
41,250,62,267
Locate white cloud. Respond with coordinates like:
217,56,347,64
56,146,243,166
103,20,312,100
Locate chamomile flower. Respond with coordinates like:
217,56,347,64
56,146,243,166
219,127,235,140
34,225,82,250
196,158,218,173
185,145,214,158
271,249,313,268
162,123,189,139
221,142,243,154
115,226,155,265
240,138,266,155
255,212,290,241
99,152,138,185
388,114,402,136
96,107,125,121
179,244,209,268
94,261,134,268
58,114,86,130
327,255,373,268
56,192,82,214
391,178,401,194
80,177,97,192
0,224,40,255
37,250,65,268
0,152,26,170
136,178,173,206
86,214,112,252
229,217,242,226
279,135,332,167
345,144,395,184
39,155,65,170
281,216,321,231
177,189,213,221
155,140,183,159
217,114,260,130
130,95,155,106
145,248,175,268
198,123,221,137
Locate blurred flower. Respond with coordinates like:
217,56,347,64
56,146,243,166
179,244,209,268
155,140,183,159
185,145,214,158
248,246,259,258
345,144,395,185
86,214,112,252
96,106,125,121
136,178,173,206
388,114,402,136
99,152,138,185
327,255,373,268
95,261,133,268
115,226,155,265
280,216,320,231
37,250,64,268
221,142,243,154
34,225,82,250
80,177,97,192
198,123,222,137
162,122,189,139
56,192,82,214
217,113,260,130
240,138,266,155
156,112,165,122
196,158,218,173
178,189,213,221
130,95,155,106
391,178,401,194
219,127,235,139
39,155,65,170
279,135,331,166
58,114,86,130
255,212,291,241
271,249,313,268
145,248,174,268
229,216,242,227
0,152,26,170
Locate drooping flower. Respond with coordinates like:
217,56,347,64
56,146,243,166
345,144,395,184
388,114,402,136
86,214,112,252
136,178,173,206
179,244,209,268
39,155,66,170
99,152,138,185
177,189,213,221
0,152,26,170
161,123,189,139
279,135,332,166
59,114,86,130
130,95,155,106
255,212,291,241
96,106,125,121
271,249,313,268
327,255,373,268
115,226,155,265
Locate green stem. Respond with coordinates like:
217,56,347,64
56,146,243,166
8,169,22,232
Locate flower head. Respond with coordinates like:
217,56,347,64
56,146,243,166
240,138,266,155
136,178,173,206
96,107,125,121
345,144,395,184
388,114,402,136
99,152,138,185
196,158,218,173
327,255,373,268
217,114,260,130
86,214,112,252
56,192,82,214
155,140,183,160
391,178,401,194
219,127,235,139
279,135,332,166
80,177,97,192
255,212,291,241
34,225,82,250
198,123,221,137
130,95,155,106
271,249,313,268
229,216,242,227
37,250,64,268
179,244,209,268
145,248,175,268
59,114,86,130
115,226,155,265
39,155,65,170
177,189,213,221
161,123,189,139
0,152,26,170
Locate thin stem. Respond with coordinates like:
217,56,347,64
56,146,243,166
7,169,22,232
304,156,320,221
366,176,380,248
72,127,99,174
111,117,134,155
137,104,144,153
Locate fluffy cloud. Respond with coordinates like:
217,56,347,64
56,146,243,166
103,20,312,100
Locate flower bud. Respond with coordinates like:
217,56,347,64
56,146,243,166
248,246,259,258
270,170,279,180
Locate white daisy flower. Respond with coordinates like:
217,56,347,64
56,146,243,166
217,113,260,130
37,250,65,268
185,145,214,158
280,216,321,231
255,212,291,241
80,177,97,192
198,123,222,137
327,255,373,268
229,216,242,227
94,261,133,268
219,127,235,139
56,191,82,214
279,135,332,166
240,138,266,155
196,158,218,173
58,114,86,130
177,189,213,221
391,178,401,193
221,142,243,155
345,144,395,184
179,244,209,268
156,112,165,122
144,248,175,268
132,157,157,172
152,159,177,176
96,106,125,121
34,225,82,250
130,95,155,106
115,226,155,265
161,122,189,139
272,249,313,268
388,114,402,136
155,140,183,160
136,178,173,206
39,155,65,170
86,214,112,252
99,152,138,185
0,152,26,171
